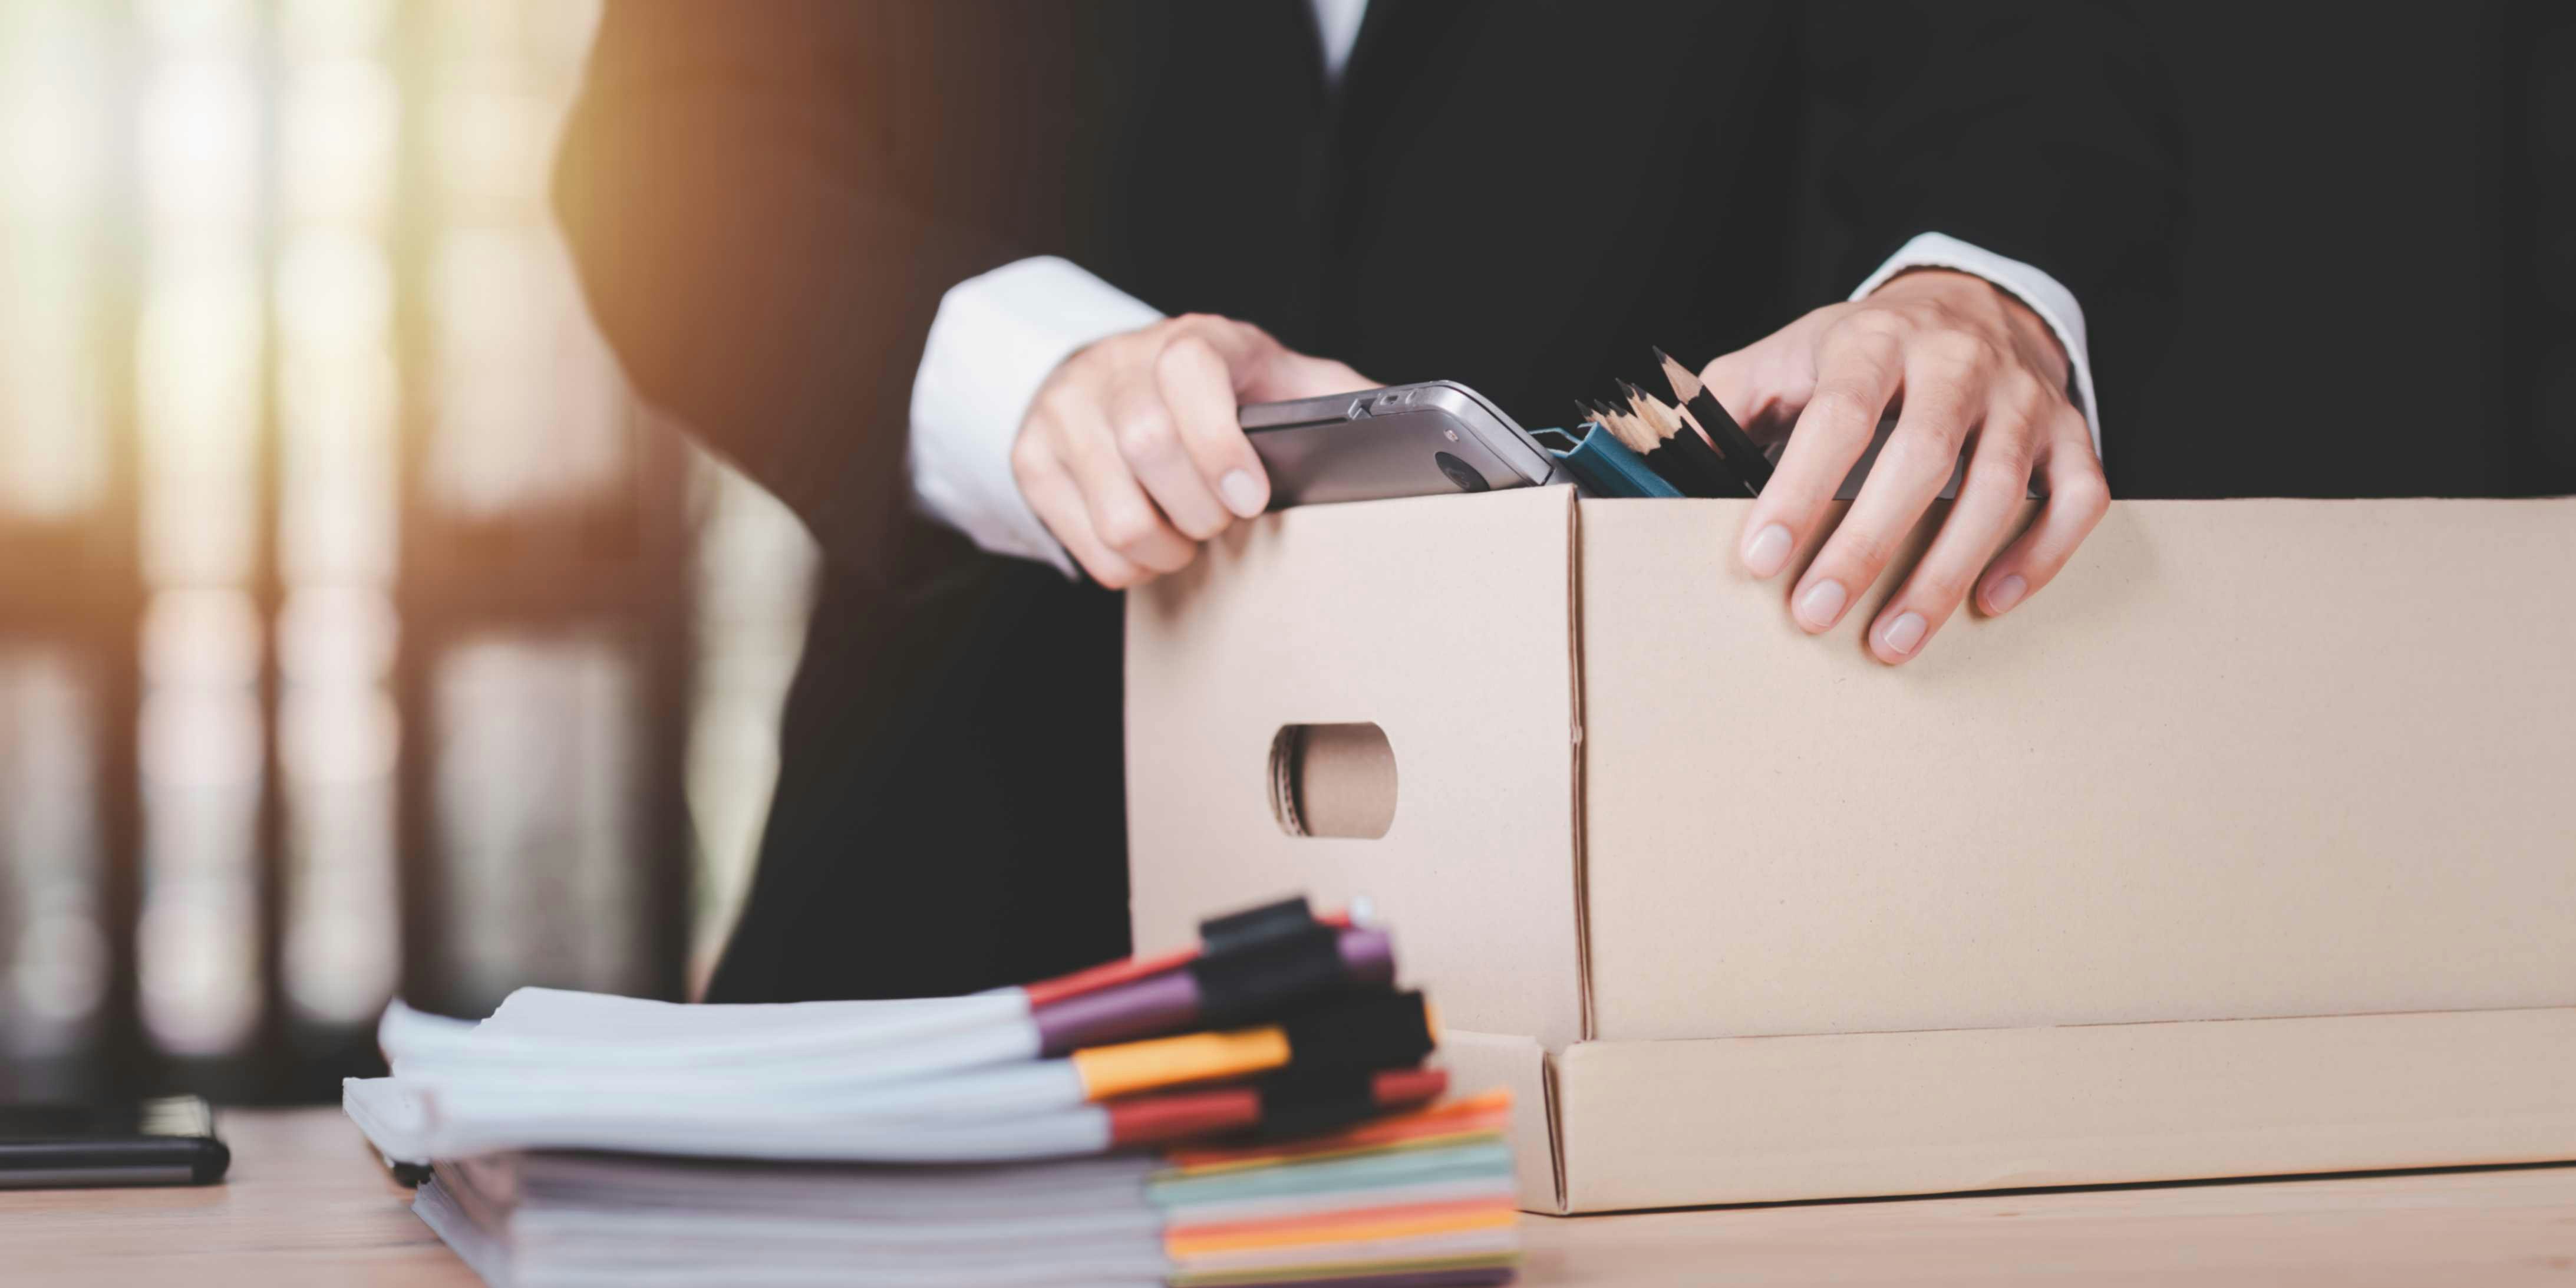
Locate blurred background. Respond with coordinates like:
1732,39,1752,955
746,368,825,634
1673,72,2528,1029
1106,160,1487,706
0,0,815,1103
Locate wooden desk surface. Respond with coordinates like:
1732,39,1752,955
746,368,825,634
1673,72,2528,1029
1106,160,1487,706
5,1108,2572,1286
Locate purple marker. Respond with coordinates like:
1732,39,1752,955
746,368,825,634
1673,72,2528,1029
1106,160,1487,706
1035,925,1396,1055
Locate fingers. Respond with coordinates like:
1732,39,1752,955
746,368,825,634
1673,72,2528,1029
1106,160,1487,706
1695,349,1757,427
1737,316,1903,582
1246,351,1374,403
1122,315,1367,535
1011,429,1143,588
1789,340,1988,634
1008,314,1373,589
1108,373,1232,539
1698,312,1823,444
1155,335,1270,520
1862,386,2045,663
1976,409,2109,617
1713,274,2102,655
1043,391,1198,579
1158,314,1366,403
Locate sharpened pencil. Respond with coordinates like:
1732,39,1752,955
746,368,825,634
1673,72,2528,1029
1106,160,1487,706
1653,347,1773,493
1614,380,1746,498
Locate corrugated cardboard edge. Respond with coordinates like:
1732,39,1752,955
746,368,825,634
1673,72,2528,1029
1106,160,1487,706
1437,1028,1568,1214
1551,1005,2576,1213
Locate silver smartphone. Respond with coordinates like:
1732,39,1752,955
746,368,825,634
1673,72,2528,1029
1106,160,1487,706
1238,381,1565,509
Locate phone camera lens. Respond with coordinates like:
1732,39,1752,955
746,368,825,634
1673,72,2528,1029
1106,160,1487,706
1434,451,1489,494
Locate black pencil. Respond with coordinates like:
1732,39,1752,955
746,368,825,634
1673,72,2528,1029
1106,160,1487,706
1620,381,1747,499
1653,347,1773,494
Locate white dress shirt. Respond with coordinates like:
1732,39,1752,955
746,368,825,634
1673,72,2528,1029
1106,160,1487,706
908,4,2100,579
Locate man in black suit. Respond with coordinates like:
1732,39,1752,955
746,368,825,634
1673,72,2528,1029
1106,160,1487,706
552,2,2186,1003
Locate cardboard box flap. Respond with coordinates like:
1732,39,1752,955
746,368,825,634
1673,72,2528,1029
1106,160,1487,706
1551,1005,2576,1212
1434,1028,1564,1214
1126,486,1589,1046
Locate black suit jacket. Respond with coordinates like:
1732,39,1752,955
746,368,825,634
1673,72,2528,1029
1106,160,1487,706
554,1,2188,1002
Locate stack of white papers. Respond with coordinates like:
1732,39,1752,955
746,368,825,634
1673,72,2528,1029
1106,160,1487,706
415,1105,1520,1288
348,991,1116,1163
421,1150,1172,1287
345,900,1522,1287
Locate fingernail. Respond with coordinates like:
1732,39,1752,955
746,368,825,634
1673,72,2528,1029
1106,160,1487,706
1218,470,1265,518
1880,611,1928,656
1743,523,1793,578
1796,579,1847,630
1987,574,2028,614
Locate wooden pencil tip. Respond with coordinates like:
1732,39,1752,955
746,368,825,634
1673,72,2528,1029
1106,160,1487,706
1602,407,1655,453
1657,347,1701,401
1640,393,1683,440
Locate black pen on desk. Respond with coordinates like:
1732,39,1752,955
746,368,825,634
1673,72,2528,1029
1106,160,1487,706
382,1153,430,1188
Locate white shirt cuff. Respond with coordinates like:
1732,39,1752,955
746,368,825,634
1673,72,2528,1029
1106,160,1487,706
908,256,1166,578
1849,231,2100,460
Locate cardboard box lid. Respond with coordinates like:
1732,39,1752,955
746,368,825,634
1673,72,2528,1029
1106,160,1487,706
1546,1004,2576,1213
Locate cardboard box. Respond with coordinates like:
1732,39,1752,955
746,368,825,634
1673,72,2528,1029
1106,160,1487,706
1125,486,2576,1213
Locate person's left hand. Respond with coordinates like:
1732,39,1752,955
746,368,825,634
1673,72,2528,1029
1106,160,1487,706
1700,269,2106,665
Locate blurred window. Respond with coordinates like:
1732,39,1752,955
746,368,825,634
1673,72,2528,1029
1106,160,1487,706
0,0,813,1099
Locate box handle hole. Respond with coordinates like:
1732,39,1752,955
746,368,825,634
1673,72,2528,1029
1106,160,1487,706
1269,723,1397,839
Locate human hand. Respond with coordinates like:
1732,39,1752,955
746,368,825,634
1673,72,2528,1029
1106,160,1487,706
1011,314,1374,588
1700,269,2106,664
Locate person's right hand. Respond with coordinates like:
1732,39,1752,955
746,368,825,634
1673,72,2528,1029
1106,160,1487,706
1011,314,1373,588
